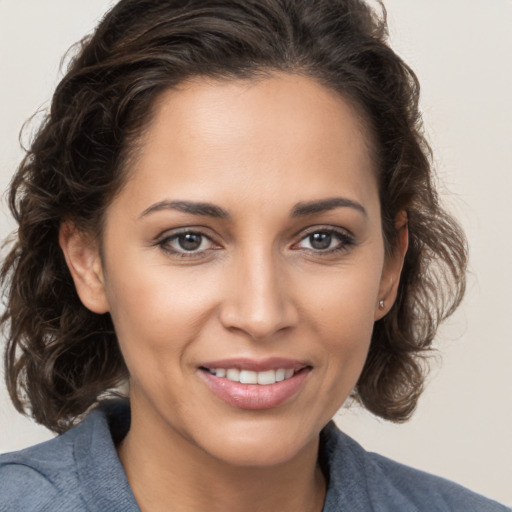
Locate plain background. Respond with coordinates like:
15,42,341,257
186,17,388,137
0,0,511,506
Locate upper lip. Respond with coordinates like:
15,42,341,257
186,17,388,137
199,357,310,372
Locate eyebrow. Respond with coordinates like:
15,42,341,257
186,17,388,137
140,200,230,219
291,197,367,218
140,196,367,220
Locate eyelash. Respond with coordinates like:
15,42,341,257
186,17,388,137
155,230,219,258
293,227,355,254
154,226,355,258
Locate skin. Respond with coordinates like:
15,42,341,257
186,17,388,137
60,73,407,512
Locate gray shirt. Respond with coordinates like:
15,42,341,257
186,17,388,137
0,401,508,511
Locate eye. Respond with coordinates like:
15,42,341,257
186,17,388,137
295,229,354,253
157,230,217,256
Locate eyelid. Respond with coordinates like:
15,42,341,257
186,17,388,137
294,224,355,241
154,227,221,257
291,225,355,252
152,224,355,257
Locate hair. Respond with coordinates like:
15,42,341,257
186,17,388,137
2,0,467,433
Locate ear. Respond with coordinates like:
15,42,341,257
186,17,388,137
59,221,110,314
374,211,408,321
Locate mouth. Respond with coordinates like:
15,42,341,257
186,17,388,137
200,367,304,385
198,358,312,409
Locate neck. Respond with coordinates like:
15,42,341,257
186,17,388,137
118,398,326,512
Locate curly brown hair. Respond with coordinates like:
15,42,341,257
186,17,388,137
1,0,467,433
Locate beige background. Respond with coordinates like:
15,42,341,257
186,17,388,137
0,0,511,506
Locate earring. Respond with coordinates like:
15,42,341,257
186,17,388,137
379,300,385,309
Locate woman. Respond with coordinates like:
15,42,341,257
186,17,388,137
0,0,508,510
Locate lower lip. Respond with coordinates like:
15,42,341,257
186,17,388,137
199,369,310,410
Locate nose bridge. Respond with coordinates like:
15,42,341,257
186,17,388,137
220,243,296,339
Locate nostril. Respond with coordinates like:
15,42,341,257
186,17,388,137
217,265,299,339
219,300,299,340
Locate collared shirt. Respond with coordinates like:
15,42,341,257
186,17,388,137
1,401,509,511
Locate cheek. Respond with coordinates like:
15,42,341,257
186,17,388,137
104,259,222,359
303,261,382,334
317,287,375,371
301,257,383,376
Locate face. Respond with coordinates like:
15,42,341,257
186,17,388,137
64,73,403,467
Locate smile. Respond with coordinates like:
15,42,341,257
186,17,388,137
204,368,295,385
198,359,312,410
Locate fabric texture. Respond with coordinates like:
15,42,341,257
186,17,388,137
1,401,509,511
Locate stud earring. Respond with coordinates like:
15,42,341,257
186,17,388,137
379,300,385,309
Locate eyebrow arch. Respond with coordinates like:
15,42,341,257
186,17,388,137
291,197,367,218
140,200,230,219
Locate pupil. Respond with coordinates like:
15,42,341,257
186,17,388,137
179,233,202,251
310,232,331,250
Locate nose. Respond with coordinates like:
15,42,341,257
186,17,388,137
219,249,299,340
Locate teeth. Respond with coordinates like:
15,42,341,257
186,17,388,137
210,368,297,385
257,370,276,385
239,370,258,384
226,369,240,381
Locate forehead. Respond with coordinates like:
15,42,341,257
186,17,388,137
145,73,374,162
119,73,378,217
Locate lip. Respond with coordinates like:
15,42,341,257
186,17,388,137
199,357,309,372
198,358,312,410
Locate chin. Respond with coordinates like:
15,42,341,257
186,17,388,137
189,416,321,468
208,438,308,468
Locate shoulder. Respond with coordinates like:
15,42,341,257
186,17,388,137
0,429,84,512
321,421,510,512
0,401,135,512
366,451,509,512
